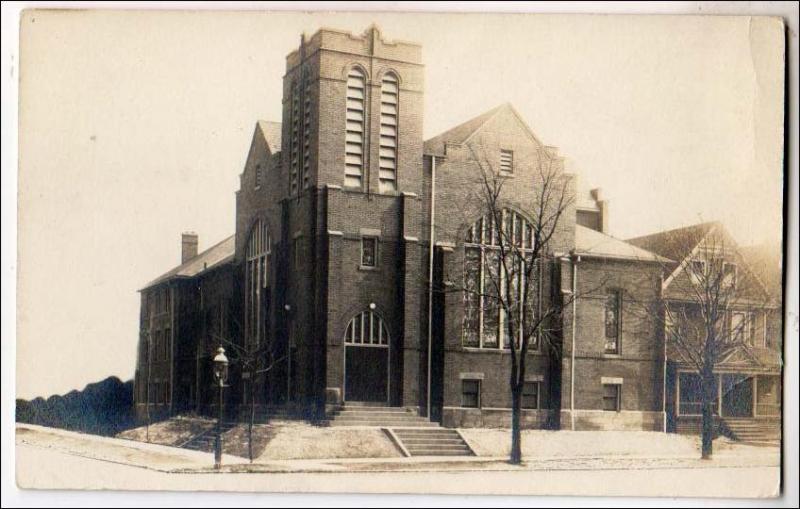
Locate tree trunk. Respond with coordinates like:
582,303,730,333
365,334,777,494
700,367,715,459
248,378,255,463
510,384,522,465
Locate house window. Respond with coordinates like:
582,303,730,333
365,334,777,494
690,259,706,280
604,289,621,353
462,209,540,350
293,236,303,268
522,381,540,409
722,262,737,286
602,383,621,412
344,67,366,189
379,72,399,193
462,379,481,408
255,163,262,188
500,149,514,174
361,237,377,267
163,328,171,359
730,311,754,346
246,219,271,346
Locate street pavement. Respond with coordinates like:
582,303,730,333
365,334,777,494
14,424,781,497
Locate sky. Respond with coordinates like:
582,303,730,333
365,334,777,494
16,11,785,399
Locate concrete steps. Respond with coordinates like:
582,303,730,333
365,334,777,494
391,428,474,457
328,405,436,427
723,418,781,443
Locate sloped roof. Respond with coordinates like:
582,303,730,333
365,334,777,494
739,243,783,299
575,225,672,263
423,103,544,156
626,222,718,263
142,235,235,290
257,120,282,154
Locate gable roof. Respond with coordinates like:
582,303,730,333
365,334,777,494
423,103,543,156
256,120,282,154
575,225,672,263
739,243,783,299
626,222,718,263
141,235,236,290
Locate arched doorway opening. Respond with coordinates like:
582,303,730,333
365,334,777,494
343,310,390,403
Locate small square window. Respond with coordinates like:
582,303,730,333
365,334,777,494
361,237,377,267
690,260,706,278
500,149,514,174
602,384,621,412
522,381,540,409
462,379,481,408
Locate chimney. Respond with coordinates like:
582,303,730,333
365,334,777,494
181,232,198,263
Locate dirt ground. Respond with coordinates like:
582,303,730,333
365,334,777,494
258,420,402,460
459,429,745,458
116,415,216,447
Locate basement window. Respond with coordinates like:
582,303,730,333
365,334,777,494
522,381,540,409
462,379,481,408
602,383,621,412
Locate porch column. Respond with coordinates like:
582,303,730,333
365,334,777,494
717,374,723,417
752,375,758,417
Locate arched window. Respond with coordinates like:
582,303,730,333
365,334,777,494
344,67,366,188
378,72,399,193
245,219,271,345
462,209,539,349
344,309,389,345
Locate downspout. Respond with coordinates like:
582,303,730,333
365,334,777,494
570,253,580,431
426,155,437,419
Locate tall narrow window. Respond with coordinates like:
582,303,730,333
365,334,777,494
604,289,621,353
361,237,377,267
254,163,262,189
345,67,366,188
522,381,540,409
302,72,312,189
245,219,271,346
462,209,540,350
290,82,300,196
379,72,399,193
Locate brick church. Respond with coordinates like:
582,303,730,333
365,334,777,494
134,26,781,434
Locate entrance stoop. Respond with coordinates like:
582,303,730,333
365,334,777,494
327,404,438,427
389,428,474,457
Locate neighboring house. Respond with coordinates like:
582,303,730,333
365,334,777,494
628,223,782,439
133,26,783,435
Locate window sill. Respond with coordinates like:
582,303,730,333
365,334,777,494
358,265,379,272
603,352,622,358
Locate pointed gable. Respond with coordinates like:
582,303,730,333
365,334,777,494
423,103,543,156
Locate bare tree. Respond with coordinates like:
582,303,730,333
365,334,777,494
635,227,771,459
210,312,285,463
452,143,574,465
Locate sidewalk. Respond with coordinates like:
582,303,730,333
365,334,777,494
16,423,780,475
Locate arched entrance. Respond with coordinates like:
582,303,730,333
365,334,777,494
343,310,390,403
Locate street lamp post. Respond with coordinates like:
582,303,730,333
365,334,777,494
212,346,229,470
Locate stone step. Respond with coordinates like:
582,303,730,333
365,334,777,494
400,439,466,446
336,407,419,417
340,405,412,412
407,449,473,457
328,420,439,427
393,429,459,435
